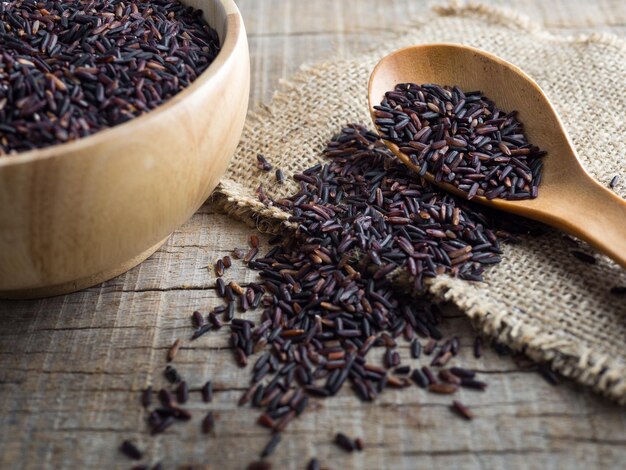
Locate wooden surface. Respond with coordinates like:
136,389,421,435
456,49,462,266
0,0,249,298
1,1,625,469
367,43,626,269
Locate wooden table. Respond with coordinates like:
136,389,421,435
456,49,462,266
1,1,625,469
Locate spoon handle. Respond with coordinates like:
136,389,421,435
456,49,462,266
552,178,626,269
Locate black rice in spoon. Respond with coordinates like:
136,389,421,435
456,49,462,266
374,83,546,200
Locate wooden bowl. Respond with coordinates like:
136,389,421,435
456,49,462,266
0,0,249,299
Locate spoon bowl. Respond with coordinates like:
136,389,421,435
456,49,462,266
368,44,626,268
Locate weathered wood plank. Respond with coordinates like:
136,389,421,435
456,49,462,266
1,1,625,469
1,268,625,469
240,0,626,105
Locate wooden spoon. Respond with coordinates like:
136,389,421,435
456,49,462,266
368,44,626,268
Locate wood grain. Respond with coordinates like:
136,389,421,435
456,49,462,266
1,1,625,469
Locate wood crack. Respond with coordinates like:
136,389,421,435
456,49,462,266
393,447,554,457
91,286,216,293
2,368,129,376
247,28,398,39
528,434,626,446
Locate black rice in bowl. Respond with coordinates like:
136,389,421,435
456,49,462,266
0,0,220,155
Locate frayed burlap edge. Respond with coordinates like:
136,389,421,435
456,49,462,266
216,179,292,233
212,3,626,404
428,277,626,403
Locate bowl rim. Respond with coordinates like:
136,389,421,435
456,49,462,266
0,0,244,168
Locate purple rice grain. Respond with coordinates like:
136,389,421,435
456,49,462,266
167,339,182,362
410,339,422,359
163,365,181,384
354,437,365,451
156,406,191,421
141,386,152,408
276,169,285,184
258,413,275,429
273,410,296,432
439,369,462,385
191,323,213,340
176,381,189,404
151,416,175,435
235,348,248,367
431,350,453,367
307,458,321,470
192,311,206,328
215,259,225,277
460,378,488,391
176,408,193,421
450,367,476,379
201,411,215,434
538,365,560,385
570,250,596,264
208,311,223,329
335,432,356,452
610,175,620,189
224,301,235,321
216,278,226,297
473,337,483,358
158,389,174,408
411,368,429,388
450,336,460,355
610,286,626,295
247,462,272,470
562,234,580,247
120,440,143,460
394,365,411,375
244,247,259,263
421,366,437,385
428,383,458,394
260,433,282,458
201,381,213,403
424,339,437,356
230,281,244,296
451,400,474,420
257,154,273,171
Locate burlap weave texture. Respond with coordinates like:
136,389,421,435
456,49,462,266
216,3,626,402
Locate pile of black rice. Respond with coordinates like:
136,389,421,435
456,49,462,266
122,124,563,469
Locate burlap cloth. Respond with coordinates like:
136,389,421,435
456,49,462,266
215,3,626,403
